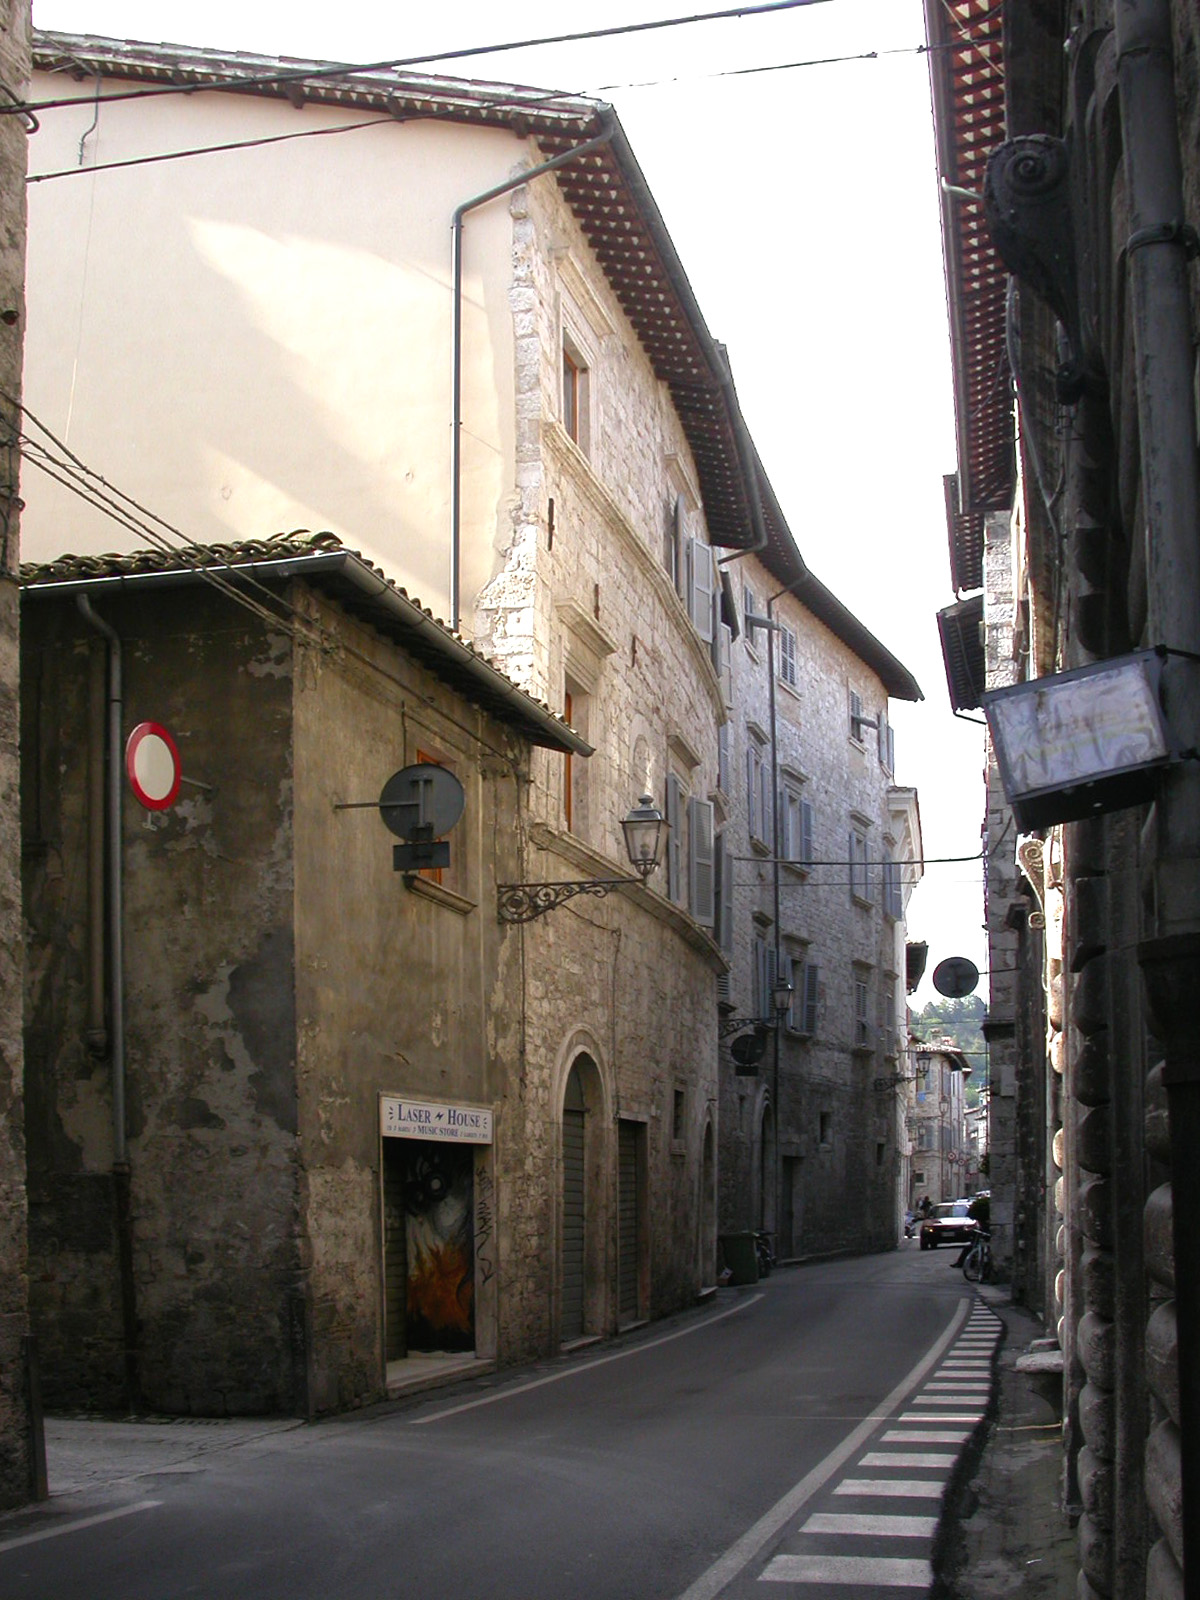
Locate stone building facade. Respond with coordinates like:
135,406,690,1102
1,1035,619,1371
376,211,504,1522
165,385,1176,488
927,2,1200,1594
20,536,593,1414
714,524,922,1261
0,0,33,1510
16,33,768,1401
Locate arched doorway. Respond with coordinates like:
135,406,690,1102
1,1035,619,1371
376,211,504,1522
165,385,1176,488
759,1103,777,1235
560,1052,609,1343
699,1119,717,1289
562,1064,587,1341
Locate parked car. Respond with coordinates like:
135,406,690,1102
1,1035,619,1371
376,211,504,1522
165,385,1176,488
919,1200,979,1251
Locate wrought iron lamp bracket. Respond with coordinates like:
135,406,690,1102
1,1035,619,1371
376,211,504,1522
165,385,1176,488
497,877,640,924
719,1016,771,1040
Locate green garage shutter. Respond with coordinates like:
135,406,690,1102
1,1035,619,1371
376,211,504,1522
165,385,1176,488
562,1101,586,1342
618,1120,639,1321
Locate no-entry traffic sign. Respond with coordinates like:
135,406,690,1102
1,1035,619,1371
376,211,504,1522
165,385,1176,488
125,721,181,811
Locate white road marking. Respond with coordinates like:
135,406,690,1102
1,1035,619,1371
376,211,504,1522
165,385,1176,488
882,1429,971,1443
899,1411,982,1423
761,1555,933,1586
834,1478,946,1498
800,1513,937,1538
0,1500,161,1553
860,1451,957,1468
671,1297,969,1600
413,1294,763,1423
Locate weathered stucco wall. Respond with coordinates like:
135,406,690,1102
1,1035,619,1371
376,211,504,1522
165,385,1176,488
21,77,524,623
289,585,531,1402
0,0,31,1508
22,585,301,1414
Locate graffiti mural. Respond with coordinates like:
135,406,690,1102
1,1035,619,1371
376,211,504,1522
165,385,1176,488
402,1144,474,1351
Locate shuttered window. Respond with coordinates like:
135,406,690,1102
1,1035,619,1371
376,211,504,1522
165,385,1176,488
689,796,715,927
666,773,684,904
778,625,798,687
688,536,715,644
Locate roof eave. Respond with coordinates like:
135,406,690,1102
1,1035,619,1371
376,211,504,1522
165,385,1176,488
21,547,593,756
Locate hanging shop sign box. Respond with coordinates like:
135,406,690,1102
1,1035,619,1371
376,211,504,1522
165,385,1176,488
380,1095,493,1145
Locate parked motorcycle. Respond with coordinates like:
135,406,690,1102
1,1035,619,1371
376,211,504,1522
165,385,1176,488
754,1230,774,1278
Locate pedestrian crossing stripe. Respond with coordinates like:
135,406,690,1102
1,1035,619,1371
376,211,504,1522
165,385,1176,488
760,1554,933,1586
799,1513,938,1538
883,1440,979,1452
860,1451,957,1468
833,1478,946,1497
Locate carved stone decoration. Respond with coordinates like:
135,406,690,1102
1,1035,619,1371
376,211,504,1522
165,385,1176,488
985,135,1086,401
1017,835,1048,929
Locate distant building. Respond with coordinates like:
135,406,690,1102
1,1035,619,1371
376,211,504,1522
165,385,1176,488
714,507,922,1259
907,1043,972,1208
927,1,1200,1592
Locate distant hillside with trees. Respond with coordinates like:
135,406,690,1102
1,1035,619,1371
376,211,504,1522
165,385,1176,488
911,993,987,1102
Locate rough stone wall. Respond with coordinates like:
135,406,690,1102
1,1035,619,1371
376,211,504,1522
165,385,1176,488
0,0,30,1502
22,586,301,1414
719,550,906,1254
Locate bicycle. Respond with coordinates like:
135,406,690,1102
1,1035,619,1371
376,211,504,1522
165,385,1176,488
962,1229,992,1283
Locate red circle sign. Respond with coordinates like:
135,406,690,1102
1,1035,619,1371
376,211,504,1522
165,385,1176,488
125,722,181,811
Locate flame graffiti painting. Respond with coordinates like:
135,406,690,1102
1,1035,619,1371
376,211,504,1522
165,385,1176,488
402,1145,474,1350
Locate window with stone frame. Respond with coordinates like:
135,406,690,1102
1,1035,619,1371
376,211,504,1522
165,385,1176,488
561,335,589,452
777,623,798,688
848,823,871,905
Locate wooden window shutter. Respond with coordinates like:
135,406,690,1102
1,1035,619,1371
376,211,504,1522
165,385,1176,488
666,773,683,903
689,797,715,927
690,538,715,643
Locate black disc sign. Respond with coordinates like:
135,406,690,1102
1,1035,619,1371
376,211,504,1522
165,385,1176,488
731,1029,768,1069
932,956,980,998
378,765,465,842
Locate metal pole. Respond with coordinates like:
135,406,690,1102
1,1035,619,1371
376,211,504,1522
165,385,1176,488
77,595,124,1166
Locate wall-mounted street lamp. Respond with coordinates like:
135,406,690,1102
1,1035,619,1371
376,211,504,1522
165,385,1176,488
983,650,1174,831
497,796,667,923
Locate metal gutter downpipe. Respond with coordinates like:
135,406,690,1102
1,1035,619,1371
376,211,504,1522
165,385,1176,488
450,124,614,634
77,595,125,1166
1113,2,1200,1594
76,594,138,1408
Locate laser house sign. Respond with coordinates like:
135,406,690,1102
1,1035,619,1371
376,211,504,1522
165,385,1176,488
125,721,182,811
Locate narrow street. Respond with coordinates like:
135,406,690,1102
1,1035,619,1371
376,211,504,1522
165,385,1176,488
0,1247,996,1600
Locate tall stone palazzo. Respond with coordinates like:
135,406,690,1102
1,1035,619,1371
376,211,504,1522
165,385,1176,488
928,2,1200,1595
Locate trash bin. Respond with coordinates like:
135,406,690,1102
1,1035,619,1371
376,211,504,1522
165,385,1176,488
718,1232,759,1286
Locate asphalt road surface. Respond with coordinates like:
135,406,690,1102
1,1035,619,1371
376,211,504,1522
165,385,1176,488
0,1245,991,1599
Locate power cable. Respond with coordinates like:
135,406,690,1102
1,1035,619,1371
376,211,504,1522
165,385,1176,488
10,399,536,765
24,40,950,185
8,1,836,118
29,113,394,184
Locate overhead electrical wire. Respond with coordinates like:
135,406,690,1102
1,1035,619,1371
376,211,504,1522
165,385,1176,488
24,39,951,185
28,114,395,184
6,0,837,118
9,398,566,765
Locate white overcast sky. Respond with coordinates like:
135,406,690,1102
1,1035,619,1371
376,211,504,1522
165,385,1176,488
29,0,989,1007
